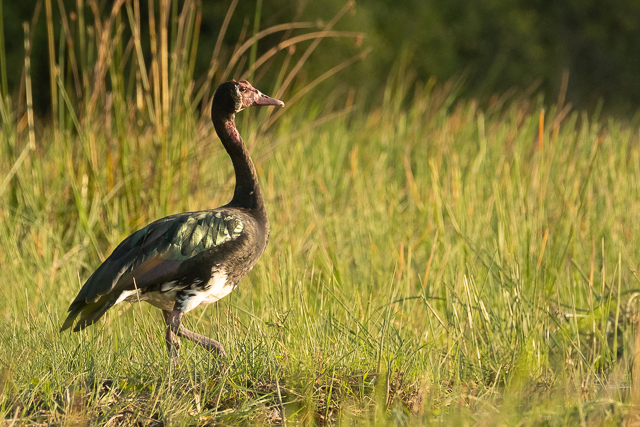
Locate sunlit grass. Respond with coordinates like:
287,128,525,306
2,1,640,426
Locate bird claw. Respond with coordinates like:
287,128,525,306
204,340,227,358
170,355,180,367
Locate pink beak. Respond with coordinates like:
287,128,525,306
253,91,285,107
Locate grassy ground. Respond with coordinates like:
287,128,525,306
3,72,640,425
3,2,640,426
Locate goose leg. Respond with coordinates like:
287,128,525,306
162,310,181,364
166,310,227,358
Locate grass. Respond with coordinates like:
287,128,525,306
2,1,640,425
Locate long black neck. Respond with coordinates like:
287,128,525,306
212,110,266,214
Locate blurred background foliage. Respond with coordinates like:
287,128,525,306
2,0,640,117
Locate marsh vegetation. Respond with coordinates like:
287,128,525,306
1,1,640,425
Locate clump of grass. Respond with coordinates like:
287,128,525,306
2,1,640,425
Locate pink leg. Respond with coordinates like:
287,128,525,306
162,310,181,364
164,310,227,358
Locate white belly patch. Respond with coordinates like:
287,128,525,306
120,289,177,311
115,272,233,313
181,272,232,312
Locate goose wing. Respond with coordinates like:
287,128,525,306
61,211,244,331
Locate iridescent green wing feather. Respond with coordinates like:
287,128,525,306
61,211,244,331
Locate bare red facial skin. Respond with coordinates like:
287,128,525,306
236,80,284,110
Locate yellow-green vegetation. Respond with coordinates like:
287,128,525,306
2,1,640,426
